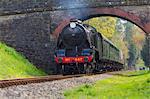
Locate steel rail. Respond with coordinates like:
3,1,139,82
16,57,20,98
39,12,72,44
0,74,87,88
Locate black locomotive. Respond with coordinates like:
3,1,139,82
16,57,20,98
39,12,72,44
55,19,123,75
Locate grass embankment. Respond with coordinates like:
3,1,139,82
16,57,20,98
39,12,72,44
0,42,47,80
110,70,149,77
64,70,150,99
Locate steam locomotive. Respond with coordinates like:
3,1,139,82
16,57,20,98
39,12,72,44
55,19,123,75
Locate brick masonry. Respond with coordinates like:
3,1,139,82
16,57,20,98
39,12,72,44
0,0,150,74
0,12,57,74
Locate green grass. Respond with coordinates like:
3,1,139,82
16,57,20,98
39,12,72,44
64,71,150,99
0,42,47,80
136,59,145,68
110,70,149,77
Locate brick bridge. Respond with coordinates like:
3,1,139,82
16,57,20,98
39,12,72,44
0,0,150,74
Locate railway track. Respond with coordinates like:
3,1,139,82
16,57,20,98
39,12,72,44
0,74,88,88
0,70,118,89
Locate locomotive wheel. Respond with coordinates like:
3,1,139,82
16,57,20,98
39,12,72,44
78,64,85,74
61,65,68,75
61,65,67,75
61,65,74,75
85,64,93,74
56,64,62,74
61,65,65,75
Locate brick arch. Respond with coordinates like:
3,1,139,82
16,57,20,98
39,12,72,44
53,8,150,37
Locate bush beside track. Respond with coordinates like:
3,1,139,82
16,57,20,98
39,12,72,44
0,43,47,80
64,70,150,99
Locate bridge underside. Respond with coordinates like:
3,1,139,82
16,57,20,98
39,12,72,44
52,7,150,37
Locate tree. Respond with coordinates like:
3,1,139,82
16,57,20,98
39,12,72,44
132,26,145,51
84,17,146,69
124,22,138,68
124,22,133,44
132,26,145,67
112,18,128,67
115,19,126,40
128,42,137,67
84,17,116,39
141,37,150,69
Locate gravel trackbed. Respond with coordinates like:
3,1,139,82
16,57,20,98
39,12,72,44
0,74,112,99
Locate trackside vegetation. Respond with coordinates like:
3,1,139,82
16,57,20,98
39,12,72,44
0,42,47,80
64,71,150,99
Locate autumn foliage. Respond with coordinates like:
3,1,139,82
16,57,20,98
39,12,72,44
84,17,146,68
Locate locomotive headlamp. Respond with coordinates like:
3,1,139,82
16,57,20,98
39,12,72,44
70,22,76,28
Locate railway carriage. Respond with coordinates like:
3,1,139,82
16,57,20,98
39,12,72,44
55,19,123,75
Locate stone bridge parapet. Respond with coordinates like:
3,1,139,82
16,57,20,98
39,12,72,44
0,0,150,16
